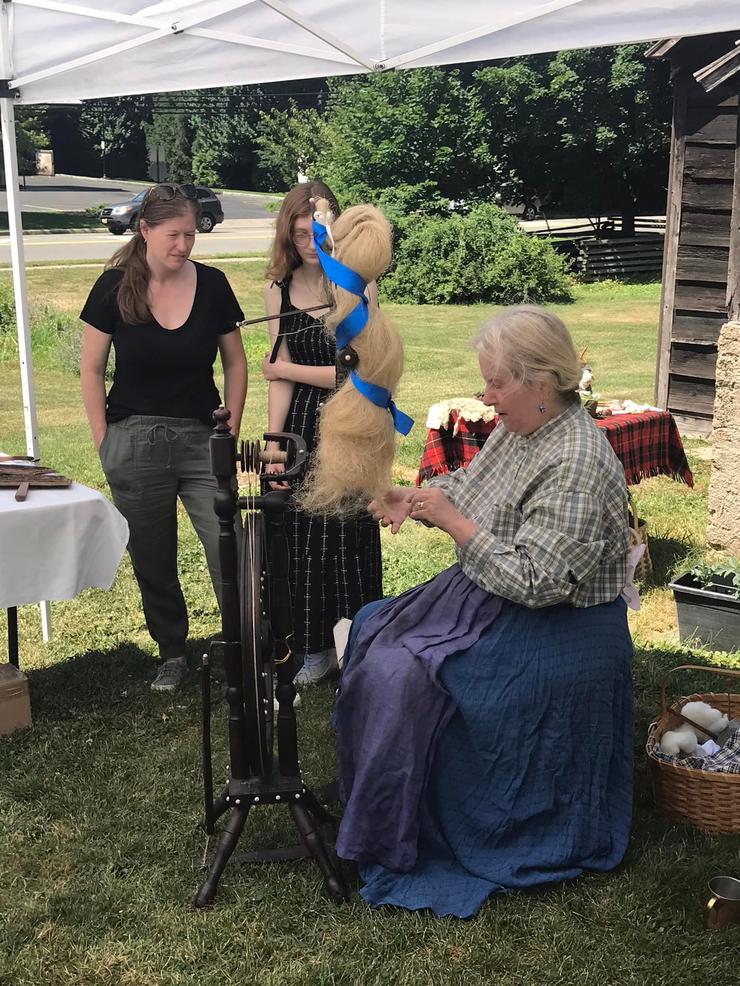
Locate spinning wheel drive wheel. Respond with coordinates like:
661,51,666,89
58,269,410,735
239,511,274,775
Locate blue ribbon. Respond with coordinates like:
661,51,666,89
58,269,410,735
350,372,414,436
313,220,368,351
313,218,414,436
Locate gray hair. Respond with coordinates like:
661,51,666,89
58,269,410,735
472,305,581,396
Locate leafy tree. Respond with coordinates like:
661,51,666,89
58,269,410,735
543,45,671,232
79,97,149,178
191,114,252,188
315,68,497,207
254,102,326,190
256,48,670,229
144,112,193,183
473,58,554,208
14,108,49,176
190,87,266,188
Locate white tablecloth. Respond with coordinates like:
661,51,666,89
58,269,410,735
0,480,129,610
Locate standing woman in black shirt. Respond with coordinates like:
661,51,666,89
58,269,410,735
79,183,247,691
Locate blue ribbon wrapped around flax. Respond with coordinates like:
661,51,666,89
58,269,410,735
350,372,414,436
312,218,413,435
312,219,368,351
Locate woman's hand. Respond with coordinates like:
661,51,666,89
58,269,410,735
261,354,283,382
408,488,478,546
368,486,414,534
265,464,289,491
408,488,458,531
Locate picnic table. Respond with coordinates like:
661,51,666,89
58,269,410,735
416,407,694,488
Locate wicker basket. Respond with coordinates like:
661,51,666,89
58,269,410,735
646,664,740,834
628,502,652,581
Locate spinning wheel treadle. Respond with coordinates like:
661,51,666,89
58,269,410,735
194,409,348,908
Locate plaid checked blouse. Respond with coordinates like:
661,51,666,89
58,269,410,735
428,400,630,608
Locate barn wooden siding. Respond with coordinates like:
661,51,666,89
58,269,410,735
651,33,740,437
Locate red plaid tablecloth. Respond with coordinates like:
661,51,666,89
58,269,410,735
416,409,694,488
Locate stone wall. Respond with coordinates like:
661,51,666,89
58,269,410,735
707,321,740,552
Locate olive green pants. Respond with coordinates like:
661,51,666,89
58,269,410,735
100,415,235,660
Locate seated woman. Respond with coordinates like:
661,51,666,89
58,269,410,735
334,305,633,918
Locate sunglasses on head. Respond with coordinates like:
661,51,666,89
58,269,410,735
149,182,198,202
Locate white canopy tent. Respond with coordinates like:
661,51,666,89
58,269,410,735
2,0,740,459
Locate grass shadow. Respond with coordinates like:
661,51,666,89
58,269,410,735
27,635,218,722
643,535,698,590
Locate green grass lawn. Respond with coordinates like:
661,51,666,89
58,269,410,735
2,276,739,985
0,210,101,232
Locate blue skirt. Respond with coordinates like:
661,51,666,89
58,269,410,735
347,596,633,918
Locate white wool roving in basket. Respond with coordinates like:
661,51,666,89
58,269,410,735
659,700,730,755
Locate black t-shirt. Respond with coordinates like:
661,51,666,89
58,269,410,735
80,261,244,424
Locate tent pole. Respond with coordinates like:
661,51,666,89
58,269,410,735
2,8,50,641
0,112,39,461
0,98,50,641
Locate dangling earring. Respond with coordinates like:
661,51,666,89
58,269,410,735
538,401,546,414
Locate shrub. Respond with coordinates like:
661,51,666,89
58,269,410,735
487,235,573,305
381,202,573,305
371,181,449,242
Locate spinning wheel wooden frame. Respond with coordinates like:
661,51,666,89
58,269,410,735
195,409,348,908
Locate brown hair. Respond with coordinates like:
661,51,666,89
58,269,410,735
266,180,341,282
107,187,201,324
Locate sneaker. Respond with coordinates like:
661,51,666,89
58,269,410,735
151,656,187,692
293,648,338,687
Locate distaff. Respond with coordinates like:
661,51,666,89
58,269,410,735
311,202,413,437
299,200,413,515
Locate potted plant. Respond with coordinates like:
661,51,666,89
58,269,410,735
669,558,740,653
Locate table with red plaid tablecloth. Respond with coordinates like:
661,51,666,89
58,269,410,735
416,409,694,488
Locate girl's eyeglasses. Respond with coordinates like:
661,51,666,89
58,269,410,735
293,230,313,244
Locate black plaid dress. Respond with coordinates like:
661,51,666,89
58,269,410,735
278,280,382,657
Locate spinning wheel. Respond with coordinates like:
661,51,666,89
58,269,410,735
195,411,348,908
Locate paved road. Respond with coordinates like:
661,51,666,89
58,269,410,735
0,173,277,220
0,220,274,263
0,215,583,264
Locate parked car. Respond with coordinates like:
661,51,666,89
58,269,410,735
99,186,224,234
494,193,543,222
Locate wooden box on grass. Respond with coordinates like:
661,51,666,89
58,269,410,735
0,663,32,736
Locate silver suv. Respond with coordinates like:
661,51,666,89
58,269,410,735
100,186,224,234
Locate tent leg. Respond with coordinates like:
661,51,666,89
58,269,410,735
40,601,51,643
0,97,39,460
1,84,49,639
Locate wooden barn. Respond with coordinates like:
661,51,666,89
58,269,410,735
648,31,740,436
